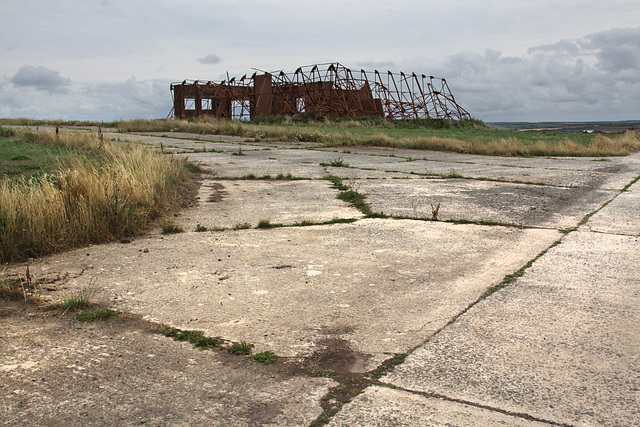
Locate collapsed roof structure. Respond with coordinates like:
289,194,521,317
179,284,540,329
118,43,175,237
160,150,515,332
170,62,470,121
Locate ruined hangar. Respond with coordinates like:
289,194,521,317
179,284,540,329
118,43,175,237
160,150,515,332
170,62,470,121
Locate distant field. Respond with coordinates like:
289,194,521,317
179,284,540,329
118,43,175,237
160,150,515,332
489,121,640,133
2,117,639,157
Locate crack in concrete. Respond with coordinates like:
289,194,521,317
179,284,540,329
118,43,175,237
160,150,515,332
308,170,640,425
390,386,576,427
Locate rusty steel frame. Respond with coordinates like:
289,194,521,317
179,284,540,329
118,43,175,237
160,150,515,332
170,62,470,121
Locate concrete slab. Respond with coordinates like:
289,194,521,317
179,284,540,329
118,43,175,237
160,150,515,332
587,179,640,236
106,133,640,190
319,146,640,189
24,220,560,372
191,153,329,179
328,386,549,426
5,129,640,425
358,178,616,229
1,302,333,426
385,230,640,426
176,179,363,230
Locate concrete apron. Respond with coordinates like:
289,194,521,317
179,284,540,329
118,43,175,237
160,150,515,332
374,229,639,426
6,134,640,425
27,219,560,372
334,174,640,425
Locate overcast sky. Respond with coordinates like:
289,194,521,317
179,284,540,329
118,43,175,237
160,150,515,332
1,0,639,122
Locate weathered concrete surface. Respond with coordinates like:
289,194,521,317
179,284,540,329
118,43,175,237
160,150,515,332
24,220,561,372
176,179,363,230
360,178,615,229
587,179,640,236
4,131,640,426
328,386,549,426
317,146,639,189
1,302,333,426
382,229,640,426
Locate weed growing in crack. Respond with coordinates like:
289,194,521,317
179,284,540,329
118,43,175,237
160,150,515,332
184,162,204,173
156,324,226,350
275,172,294,180
431,202,441,221
257,219,283,229
313,368,337,378
320,156,349,167
253,351,278,364
377,382,398,389
325,175,349,191
327,175,385,218
366,352,410,380
195,224,208,232
445,168,464,179
59,283,101,310
161,221,184,234
227,341,254,355
232,222,252,230
257,219,273,228
238,172,299,180
323,218,358,225
337,190,368,212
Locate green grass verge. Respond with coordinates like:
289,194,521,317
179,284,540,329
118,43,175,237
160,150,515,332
0,132,89,178
0,128,195,262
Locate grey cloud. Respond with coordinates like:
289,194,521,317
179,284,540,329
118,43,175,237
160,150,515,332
0,76,171,121
411,29,640,121
528,27,640,75
11,65,71,93
581,27,640,73
198,54,222,65
528,40,581,56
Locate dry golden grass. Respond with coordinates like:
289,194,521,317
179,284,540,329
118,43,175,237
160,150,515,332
116,118,639,157
0,129,191,262
328,130,640,157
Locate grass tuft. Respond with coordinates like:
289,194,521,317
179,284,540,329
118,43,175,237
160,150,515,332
59,284,101,310
161,221,184,234
227,341,254,355
257,218,273,228
253,350,278,364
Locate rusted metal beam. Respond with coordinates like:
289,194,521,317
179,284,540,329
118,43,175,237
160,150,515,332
170,62,470,121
